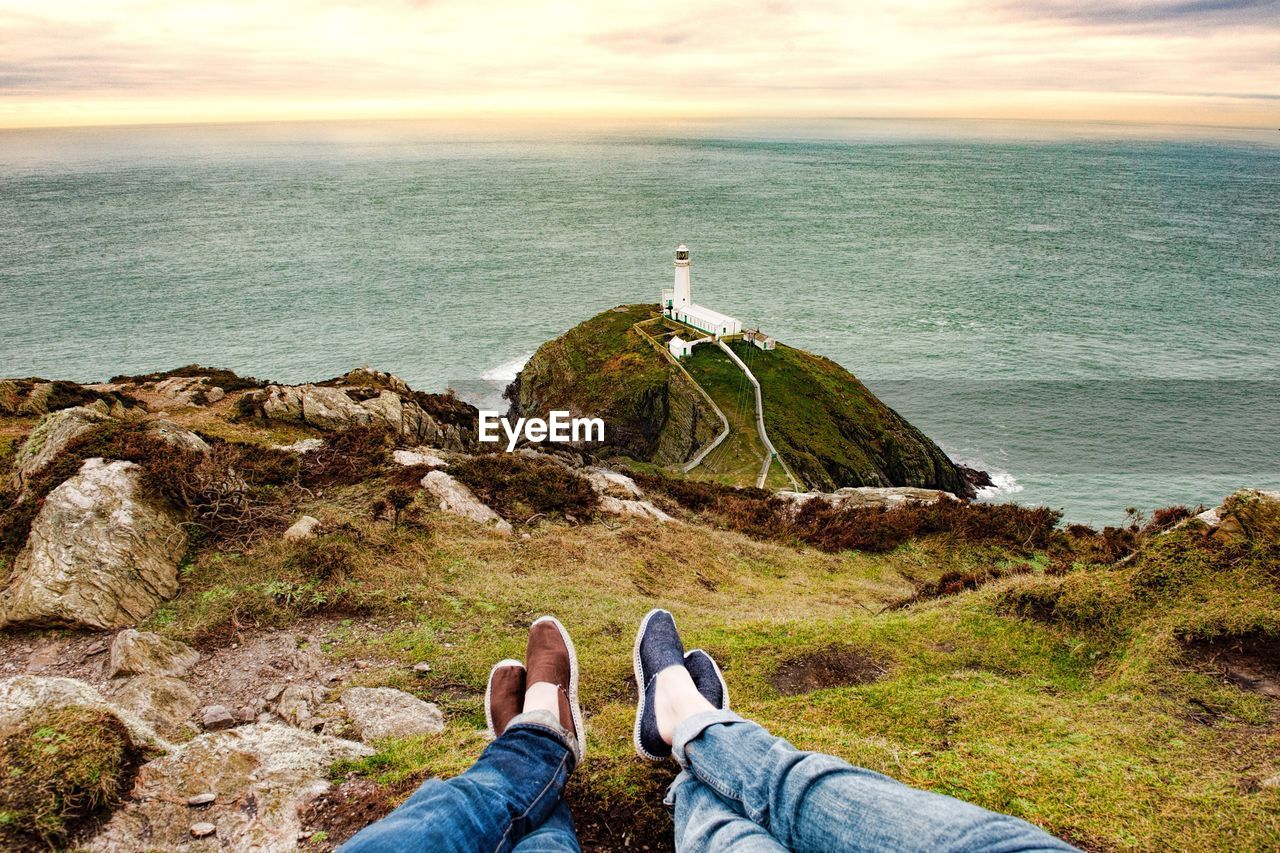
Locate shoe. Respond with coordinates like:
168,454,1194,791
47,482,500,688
684,649,729,711
632,608,686,761
485,659,526,738
525,616,586,759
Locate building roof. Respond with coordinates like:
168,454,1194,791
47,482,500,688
683,302,738,327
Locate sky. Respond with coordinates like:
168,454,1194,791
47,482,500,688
0,0,1277,129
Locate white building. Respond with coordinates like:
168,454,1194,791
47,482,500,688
668,335,694,359
660,244,742,338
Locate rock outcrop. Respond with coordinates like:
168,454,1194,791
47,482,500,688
0,675,165,750
340,687,445,741
246,369,478,451
146,419,211,452
420,470,513,534
0,459,188,630
87,723,373,853
6,405,112,493
1189,489,1280,545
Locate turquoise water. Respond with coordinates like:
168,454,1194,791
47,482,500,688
2,119,1277,525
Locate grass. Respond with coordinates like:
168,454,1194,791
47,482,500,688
0,706,139,849
138,470,1280,849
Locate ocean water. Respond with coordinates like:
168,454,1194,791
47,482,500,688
1,119,1277,525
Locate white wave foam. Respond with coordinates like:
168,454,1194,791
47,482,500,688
481,352,533,382
976,467,1023,499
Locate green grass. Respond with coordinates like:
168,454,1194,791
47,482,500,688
142,476,1280,849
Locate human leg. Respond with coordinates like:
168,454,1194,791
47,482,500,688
511,798,581,852
341,617,586,853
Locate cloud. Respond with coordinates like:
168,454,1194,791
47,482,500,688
0,0,1274,127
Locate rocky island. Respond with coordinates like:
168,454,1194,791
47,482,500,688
0,347,1277,851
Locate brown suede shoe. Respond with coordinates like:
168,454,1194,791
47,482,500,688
485,659,526,738
525,616,585,758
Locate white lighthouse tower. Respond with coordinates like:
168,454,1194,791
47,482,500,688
659,244,741,339
672,244,692,309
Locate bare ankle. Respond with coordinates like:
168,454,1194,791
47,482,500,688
654,666,715,744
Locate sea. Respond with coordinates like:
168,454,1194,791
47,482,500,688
1,118,1277,526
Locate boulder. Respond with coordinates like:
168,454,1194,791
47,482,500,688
149,376,207,411
0,675,165,750
393,447,448,468
109,630,201,678
584,466,644,499
201,705,236,731
146,419,210,452
340,686,445,741
112,675,200,736
86,723,373,853
1221,489,1280,544
283,515,321,541
261,384,372,431
204,386,225,403
421,470,513,534
7,405,113,493
275,684,322,728
0,459,188,630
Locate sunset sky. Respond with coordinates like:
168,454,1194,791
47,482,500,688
1,0,1276,128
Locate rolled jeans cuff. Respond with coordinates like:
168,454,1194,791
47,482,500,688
671,709,745,768
506,709,580,765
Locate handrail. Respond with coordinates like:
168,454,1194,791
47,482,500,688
716,340,802,490
631,320,731,473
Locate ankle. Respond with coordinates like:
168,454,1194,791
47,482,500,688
524,681,559,716
654,665,715,744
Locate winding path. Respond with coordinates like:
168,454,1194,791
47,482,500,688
716,339,802,490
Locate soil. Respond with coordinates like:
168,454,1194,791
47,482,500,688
1185,631,1280,700
298,776,424,850
769,646,889,696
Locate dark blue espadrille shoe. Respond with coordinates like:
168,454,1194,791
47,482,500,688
684,649,730,711
632,608,686,761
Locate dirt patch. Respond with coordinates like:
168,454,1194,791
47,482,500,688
566,767,675,852
769,646,889,696
1185,631,1280,700
298,776,422,850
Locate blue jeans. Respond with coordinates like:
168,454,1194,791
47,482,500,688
339,710,581,852
666,710,1078,853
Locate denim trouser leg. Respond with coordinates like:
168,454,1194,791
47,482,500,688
664,770,787,853
672,711,1078,853
510,798,581,852
340,711,579,853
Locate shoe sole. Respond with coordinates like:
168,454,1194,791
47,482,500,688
532,615,586,760
685,649,731,711
484,658,525,740
632,608,674,762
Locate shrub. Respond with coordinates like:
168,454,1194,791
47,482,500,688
290,534,359,582
302,425,395,488
449,455,599,523
109,365,266,394
0,706,139,849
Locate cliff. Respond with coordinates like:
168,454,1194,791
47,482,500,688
511,305,975,495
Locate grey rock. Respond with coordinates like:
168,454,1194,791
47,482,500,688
273,437,325,454
187,792,217,806
88,722,372,853
146,419,210,452
110,629,201,678
113,675,200,736
0,675,167,751
599,495,674,523
201,704,235,731
204,386,225,403
420,470,513,534
584,466,644,499
275,684,322,728
340,686,445,742
189,821,216,838
776,486,957,509
393,448,448,468
7,405,113,493
283,515,321,541
0,459,188,630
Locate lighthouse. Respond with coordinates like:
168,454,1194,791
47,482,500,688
672,244,692,309
659,244,742,339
